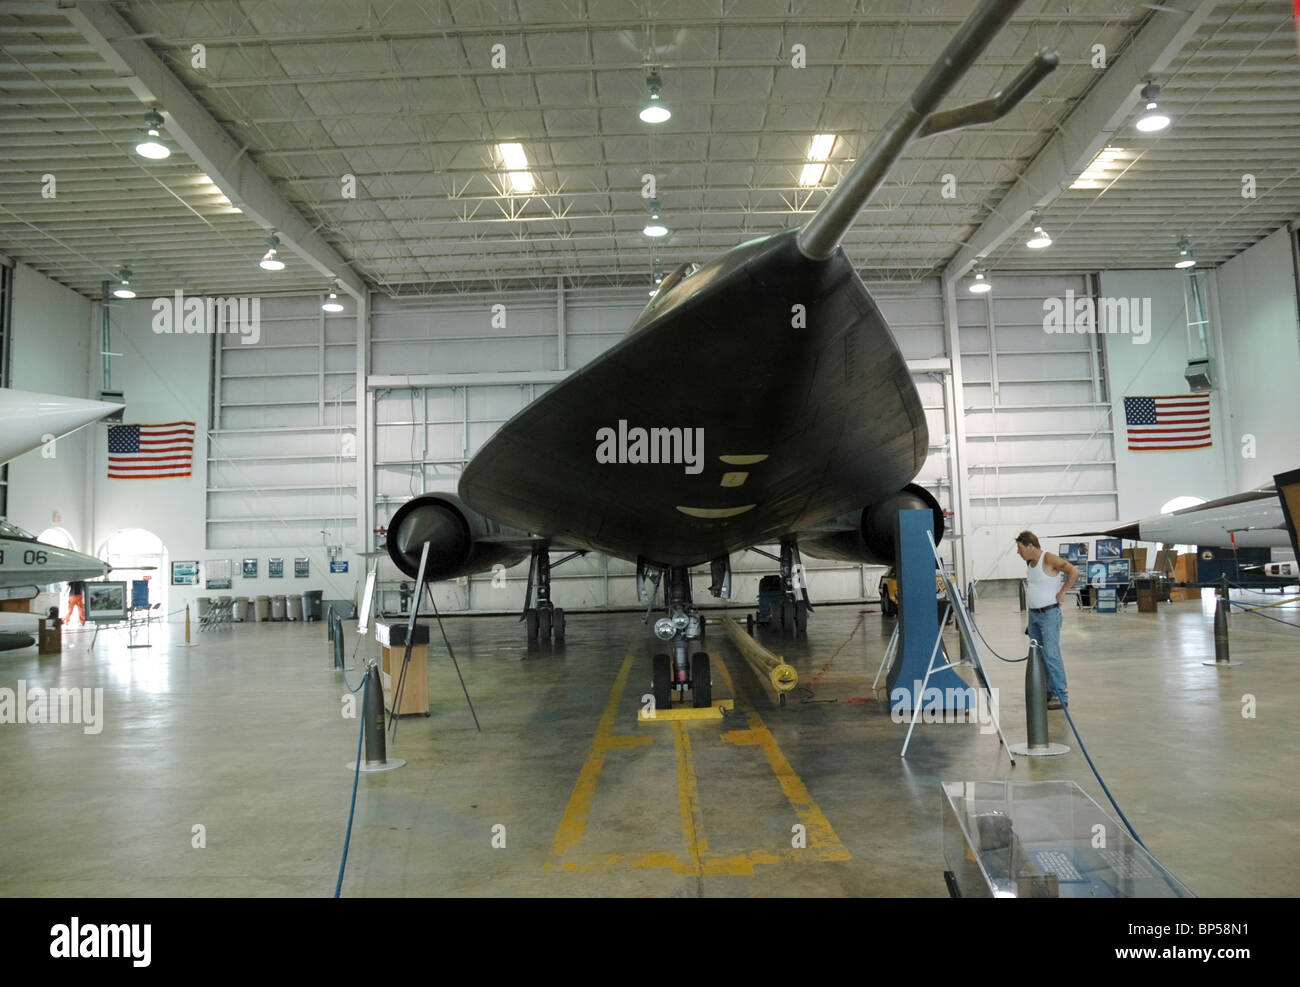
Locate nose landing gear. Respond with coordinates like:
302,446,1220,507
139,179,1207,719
648,564,712,710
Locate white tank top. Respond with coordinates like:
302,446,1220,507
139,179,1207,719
1025,555,1062,609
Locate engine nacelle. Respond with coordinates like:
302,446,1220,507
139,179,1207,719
799,484,945,565
385,493,530,581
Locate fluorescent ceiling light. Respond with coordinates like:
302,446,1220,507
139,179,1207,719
799,163,827,187
497,142,535,193
798,133,837,187
1070,146,1123,190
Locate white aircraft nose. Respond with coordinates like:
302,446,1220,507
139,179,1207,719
0,389,122,465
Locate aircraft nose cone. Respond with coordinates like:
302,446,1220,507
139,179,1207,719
389,499,470,578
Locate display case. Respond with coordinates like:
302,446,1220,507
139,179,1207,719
942,780,1194,898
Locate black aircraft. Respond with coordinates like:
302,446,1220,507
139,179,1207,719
386,0,1058,710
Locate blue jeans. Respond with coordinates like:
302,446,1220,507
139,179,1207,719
1027,605,1067,704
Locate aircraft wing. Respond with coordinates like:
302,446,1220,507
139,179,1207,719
1059,474,1296,550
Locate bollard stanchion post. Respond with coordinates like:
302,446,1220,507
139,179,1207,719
333,612,347,670
967,582,976,615
1203,594,1242,667
175,603,199,647
1010,639,1068,757
327,605,335,642
347,660,405,773
1018,579,1027,613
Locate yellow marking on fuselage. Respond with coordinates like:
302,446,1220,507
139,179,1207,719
675,504,757,519
719,454,769,465
720,471,749,487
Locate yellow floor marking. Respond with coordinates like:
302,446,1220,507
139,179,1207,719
673,721,706,874
714,656,851,864
546,646,651,863
547,646,850,875
637,699,733,721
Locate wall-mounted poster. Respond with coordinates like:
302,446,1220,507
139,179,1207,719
242,558,258,578
294,557,309,578
206,559,232,590
171,560,199,586
330,560,348,574
1095,538,1122,560
268,558,284,578
1058,543,1088,563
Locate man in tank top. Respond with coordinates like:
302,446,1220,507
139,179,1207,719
1015,531,1080,709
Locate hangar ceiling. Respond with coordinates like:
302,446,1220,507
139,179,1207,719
0,0,1297,299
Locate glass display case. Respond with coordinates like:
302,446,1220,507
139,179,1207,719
942,780,1194,898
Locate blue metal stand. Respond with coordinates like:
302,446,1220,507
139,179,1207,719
886,509,970,714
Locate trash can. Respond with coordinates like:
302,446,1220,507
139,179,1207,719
1135,577,1158,614
302,590,323,622
232,597,248,622
271,595,287,621
286,594,303,621
255,595,271,621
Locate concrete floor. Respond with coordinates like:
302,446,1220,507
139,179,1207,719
1,591,1297,897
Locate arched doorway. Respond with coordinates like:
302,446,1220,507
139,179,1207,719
37,526,77,551
1159,495,1206,556
96,528,168,613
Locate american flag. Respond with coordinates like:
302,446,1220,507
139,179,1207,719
107,422,195,478
1123,394,1212,451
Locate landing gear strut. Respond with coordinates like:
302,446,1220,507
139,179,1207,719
750,539,813,634
648,564,711,710
522,546,583,646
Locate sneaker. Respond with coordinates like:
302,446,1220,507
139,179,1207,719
1046,698,1064,710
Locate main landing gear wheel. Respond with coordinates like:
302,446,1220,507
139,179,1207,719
552,608,565,643
778,598,795,632
793,599,808,633
652,653,673,712
691,652,712,708
525,608,539,641
538,607,553,640
746,614,755,635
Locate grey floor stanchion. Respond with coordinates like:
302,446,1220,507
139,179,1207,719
347,659,405,773
1203,594,1242,667
967,582,976,615
1018,579,1026,613
1010,639,1069,757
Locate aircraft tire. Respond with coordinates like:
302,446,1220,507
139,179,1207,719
652,654,673,712
691,653,711,708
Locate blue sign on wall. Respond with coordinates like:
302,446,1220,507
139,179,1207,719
330,560,348,574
